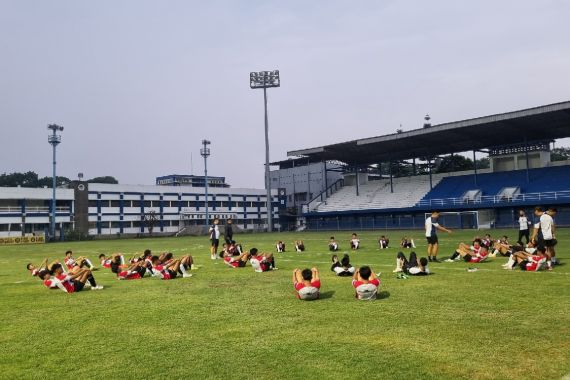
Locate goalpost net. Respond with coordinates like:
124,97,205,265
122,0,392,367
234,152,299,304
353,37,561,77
425,211,479,229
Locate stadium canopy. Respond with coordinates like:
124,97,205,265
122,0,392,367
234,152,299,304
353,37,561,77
287,101,570,165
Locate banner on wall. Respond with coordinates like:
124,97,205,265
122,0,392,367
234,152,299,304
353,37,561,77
0,235,46,245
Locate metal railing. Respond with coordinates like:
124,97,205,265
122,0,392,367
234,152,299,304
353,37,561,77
303,179,345,213
417,190,570,207
0,206,71,213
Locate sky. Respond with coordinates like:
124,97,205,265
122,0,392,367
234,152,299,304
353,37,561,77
1,0,569,188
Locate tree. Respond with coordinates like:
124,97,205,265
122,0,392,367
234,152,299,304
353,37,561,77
435,155,474,173
144,211,158,235
38,176,71,187
551,147,570,162
0,171,70,188
475,157,490,169
87,176,119,184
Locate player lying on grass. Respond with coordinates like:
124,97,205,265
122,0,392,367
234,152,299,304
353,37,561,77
489,236,513,257
378,235,389,249
294,240,305,252
219,241,243,258
350,233,360,250
329,236,339,251
224,249,253,268
352,266,380,300
27,258,60,277
250,250,277,272
64,250,95,270
38,263,103,292
276,241,286,252
445,238,489,263
330,254,355,276
393,251,430,275
293,267,320,300
502,246,549,271
99,253,125,269
150,255,194,279
400,236,415,249
112,258,152,280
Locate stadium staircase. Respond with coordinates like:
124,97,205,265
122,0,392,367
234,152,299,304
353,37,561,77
314,175,442,212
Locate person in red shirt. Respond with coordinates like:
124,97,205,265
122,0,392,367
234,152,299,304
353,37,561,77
251,251,276,272
26,258,59,277
352,266,380,300
502,246,548,271
39,263,103,292
224,250,252,268
293,267,320,300
445,239,489,263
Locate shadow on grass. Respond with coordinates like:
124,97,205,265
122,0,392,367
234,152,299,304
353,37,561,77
377,290,390,300
319,290,335,299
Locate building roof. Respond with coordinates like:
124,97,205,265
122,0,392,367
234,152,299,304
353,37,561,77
287,101,570,165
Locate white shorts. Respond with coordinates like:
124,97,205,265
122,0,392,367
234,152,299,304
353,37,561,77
334,266,355,274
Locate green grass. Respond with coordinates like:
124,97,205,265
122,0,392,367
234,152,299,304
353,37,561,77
0,229,569,380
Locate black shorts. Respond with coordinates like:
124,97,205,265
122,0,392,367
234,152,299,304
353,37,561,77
72,280,85,292
426,236,438,245
463,254,473,262
238,260,247,268
519,260,529,271
543,239,557,247
167,269,177,279
211,238,219,247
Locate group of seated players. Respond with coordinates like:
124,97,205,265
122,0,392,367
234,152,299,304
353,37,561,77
443,233,558,271
326,234,415,251
27,248,198,293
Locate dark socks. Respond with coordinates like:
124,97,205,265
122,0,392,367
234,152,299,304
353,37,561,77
87,275,97,287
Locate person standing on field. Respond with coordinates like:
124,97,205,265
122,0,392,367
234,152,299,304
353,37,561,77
209,218,221,260
425,211,452,262
517,209,531,245
224,218,234,245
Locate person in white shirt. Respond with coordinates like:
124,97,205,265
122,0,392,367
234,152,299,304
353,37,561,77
209,219,221,260
531,207,558,269
517,210,531,245
425,211,452,262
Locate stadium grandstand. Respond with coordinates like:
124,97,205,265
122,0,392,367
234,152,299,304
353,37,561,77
287,101,570,230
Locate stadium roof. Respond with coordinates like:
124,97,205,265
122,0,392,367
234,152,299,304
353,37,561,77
287,101,570,165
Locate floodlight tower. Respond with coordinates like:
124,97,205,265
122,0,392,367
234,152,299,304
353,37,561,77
249,70,280,232
200,140,211,226
47,124,64,240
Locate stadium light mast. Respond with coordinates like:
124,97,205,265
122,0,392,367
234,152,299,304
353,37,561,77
200,140,211,226
250,70,280,232
47,124,64,241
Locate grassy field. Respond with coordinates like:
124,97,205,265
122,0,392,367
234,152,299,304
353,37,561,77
0,229,568,380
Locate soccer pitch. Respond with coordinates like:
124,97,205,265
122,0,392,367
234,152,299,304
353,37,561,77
1,229,568,380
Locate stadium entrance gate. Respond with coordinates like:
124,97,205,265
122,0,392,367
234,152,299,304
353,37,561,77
425,211,479,229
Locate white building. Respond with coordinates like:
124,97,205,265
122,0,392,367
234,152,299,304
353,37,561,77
0,187,74,237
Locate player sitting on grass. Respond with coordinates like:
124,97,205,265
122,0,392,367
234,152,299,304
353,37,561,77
378,235,389,249
329,236,339,251
99,253,125,269
293,267,320,300
502,246,548,271
330,254,355,276
224,249,253,268
393,251,430,275
64,250,95,270
150,255,194,279
227,241,242,256
481,234,493,249
39,263,103,292
350,233,360,250
294,240,305,252
251,250,277,272
276,241,286,252
445,238,489,263
489,236,512,257
400,236,415,249
27,258,60,277
352,266,380,300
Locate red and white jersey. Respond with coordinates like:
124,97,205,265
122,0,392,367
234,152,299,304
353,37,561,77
295,280,321,300
251,255,270,272
54,274,74,293
118,270,142,280
469,247,488,263
224,256,240,268
526,255,547,271
64,257,76,270
352,278,380,300
101,259,112,269
30,269,39,277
